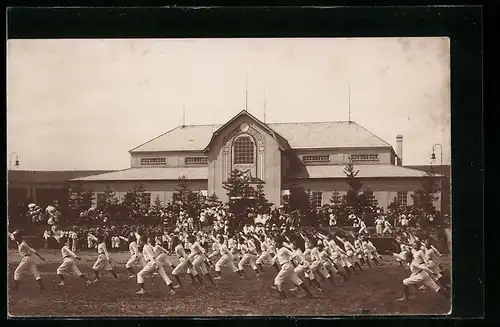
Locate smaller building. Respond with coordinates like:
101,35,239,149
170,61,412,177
7,170,114,211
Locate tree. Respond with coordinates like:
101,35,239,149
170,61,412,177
222,169,254,199
329,190,343,208
206,193,220,206
255,183,273,214
288,184,311,214
68,184,95,219
100,186,120,216
175,176,200,217
359,190,379,225
411,169,440,215
122,183,147,218
152,195,163,215
387,196,404,226
222,169,256,230
343,157,363,216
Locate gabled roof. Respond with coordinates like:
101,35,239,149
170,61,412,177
8,170,115,184
130,114,392,153
203,110,290,152
71,167,208,182
288,165,443,179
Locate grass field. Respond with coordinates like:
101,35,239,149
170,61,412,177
8,249,451,317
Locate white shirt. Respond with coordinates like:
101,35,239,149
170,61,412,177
97,242,110,260
153,244,167,257
188,242,204,260
425,247,440,264
344,241,355,252
409,258,429,276
292,248,306,265
375,219,384,226
18,241,35,257
266,241,276,254
275,246,294,265
129,241,139,256
218,243,231,257
310,247,321,262
61,245,77,259
175,244,188,259
142,244,156,262
246,239,257,253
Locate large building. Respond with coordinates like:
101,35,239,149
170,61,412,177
71,110,445,211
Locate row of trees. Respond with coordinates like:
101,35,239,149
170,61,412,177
65,158,440,228
220,159,441,228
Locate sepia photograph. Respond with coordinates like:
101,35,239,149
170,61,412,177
7,37,451,317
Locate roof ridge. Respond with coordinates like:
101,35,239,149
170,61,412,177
352,122,393,148
129,126,181,152
8,169,116,173
267,120,353,125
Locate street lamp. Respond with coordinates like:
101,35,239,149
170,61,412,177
431,144,443,166
9,152,20,170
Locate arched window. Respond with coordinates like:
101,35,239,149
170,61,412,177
233,136,255,165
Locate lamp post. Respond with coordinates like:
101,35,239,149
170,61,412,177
431,144,443,167
430,143,445,223
9,152,20,170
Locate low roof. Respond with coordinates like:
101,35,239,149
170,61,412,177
71,167,208,181
290,165,443,179
8,170,115,183
130,116,392,153
71,164,441,182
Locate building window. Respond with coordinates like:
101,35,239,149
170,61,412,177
311,191,323,208
233,136,255,165
141,157,166,165
397,191,408,206
172,192,180,202
350,154,379,162
185,157,208,165
96,193,106,208
303,155,330,163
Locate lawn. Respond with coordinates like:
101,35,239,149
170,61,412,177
8,249,451,317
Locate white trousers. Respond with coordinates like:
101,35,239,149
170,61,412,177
364,249,374,260
192,254,208,275
14,256,41,281
238,253,257,270
376,225,383,234
57,257,82,276
427,259,442,278
310,260,331,278
156,253,174,268
215,254,239,273
294,262,314,279
137,260,172,285
274,262,302,291
126,253,146,269
172,257,197,276
322,260,338,274
403,271,440,292
93,254,113,271
256,251,275,265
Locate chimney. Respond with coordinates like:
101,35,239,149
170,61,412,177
396,134,403,166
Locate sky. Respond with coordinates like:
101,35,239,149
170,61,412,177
7,37,451,171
